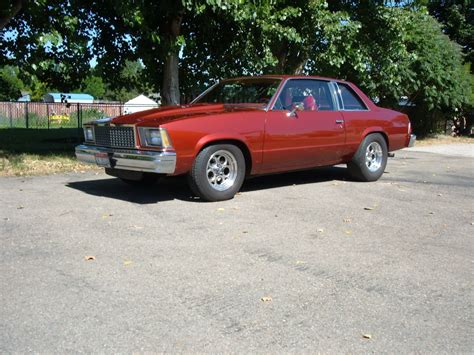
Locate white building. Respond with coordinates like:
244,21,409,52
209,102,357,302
123,95,159,114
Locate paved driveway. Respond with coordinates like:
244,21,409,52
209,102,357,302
1,148,473,353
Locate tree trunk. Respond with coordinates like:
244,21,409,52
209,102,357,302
162,50,180,106
161,12,183,106
0,0,25,29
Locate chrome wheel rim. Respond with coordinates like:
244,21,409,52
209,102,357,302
206,150,238,191
365,142,383,172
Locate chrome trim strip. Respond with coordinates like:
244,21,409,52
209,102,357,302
329,81,342,111
190,81,220,104
93,117,113,125
75,144,176,174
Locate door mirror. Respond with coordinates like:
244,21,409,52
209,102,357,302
287,102,304,117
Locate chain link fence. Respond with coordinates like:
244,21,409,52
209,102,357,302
0,102,164,144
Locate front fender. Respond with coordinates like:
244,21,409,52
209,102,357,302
194,133,249,157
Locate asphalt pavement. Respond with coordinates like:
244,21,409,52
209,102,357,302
1,146,473,353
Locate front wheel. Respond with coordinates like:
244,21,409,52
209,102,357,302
188,144,246,202
347,133,388,182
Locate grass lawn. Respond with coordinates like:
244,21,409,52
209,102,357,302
0,128,99,176
416,134,474,146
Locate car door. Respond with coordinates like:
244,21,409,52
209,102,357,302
261,79,346,173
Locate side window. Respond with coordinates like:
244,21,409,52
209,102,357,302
273,79,335,111
338,83,368,110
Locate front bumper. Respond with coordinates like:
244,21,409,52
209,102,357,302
75,144,176,174
408,134,416,147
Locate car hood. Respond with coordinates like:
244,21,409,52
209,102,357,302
90,103,266,126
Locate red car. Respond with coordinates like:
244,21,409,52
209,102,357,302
76,75,415,201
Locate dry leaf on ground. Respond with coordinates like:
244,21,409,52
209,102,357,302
84,256,96,261
261,296,272,302
362,334,372,339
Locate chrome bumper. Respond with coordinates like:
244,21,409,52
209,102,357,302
408,134,416,147
75,144,176,174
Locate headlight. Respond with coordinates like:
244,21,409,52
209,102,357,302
149,129,162,146
83,126,94,141
138,127,173,148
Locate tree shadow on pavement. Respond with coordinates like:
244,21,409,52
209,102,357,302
66,166,350,204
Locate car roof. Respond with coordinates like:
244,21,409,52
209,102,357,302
229,74,349,84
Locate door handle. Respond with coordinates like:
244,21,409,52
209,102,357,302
335,119,344,124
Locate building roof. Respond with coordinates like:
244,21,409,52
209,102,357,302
46,93,94,100
124,94,158,106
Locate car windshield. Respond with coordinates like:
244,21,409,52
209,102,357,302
193,78,281,107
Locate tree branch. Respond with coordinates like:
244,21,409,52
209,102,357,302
0,0,26,30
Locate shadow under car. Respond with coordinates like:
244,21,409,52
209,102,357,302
66,165,350,204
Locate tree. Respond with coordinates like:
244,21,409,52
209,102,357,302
0,65,24,100
80,75,105,99
0,0,470,135
426,0,473,66
0,0,26,29
100,60,155,102
0,0,95,92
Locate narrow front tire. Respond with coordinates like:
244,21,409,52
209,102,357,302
188,144,246,202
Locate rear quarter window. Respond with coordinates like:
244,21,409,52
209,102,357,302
338,83,368,111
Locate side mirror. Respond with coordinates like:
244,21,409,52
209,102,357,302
287,102,304,117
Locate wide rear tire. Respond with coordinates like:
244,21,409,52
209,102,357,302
347,133,388,182
188,144,246,202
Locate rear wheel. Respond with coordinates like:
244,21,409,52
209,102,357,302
347,133,388,181
188,144,246,201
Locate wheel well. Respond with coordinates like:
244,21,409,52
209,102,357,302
200,140,252,176
366,131,389,151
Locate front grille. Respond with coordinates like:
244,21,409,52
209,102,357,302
94,126,136,148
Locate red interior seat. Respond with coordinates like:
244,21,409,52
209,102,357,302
303,95,317,111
